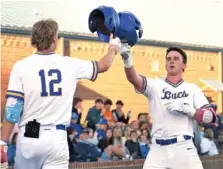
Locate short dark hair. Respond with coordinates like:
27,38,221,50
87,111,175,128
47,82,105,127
95,98,103,104
104,99,112,105
116,100,124,106
73,97,83,106
166,46,187,64
67,126,75,135
138,113,144,119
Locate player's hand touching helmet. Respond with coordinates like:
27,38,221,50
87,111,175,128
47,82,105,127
120,43,133,68
108,35,121,55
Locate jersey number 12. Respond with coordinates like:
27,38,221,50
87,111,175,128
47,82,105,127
39,69,62,96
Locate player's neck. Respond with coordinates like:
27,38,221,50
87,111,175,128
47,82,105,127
36,45,56,54
166,74,183,84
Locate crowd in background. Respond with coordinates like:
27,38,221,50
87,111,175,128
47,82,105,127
6,97,223,165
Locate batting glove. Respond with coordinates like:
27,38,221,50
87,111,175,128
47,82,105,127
165,101,196,117
120,43,133,68
108,37,121,55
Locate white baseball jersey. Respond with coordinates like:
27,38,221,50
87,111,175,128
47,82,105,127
138,76,209,138
6,53,98,127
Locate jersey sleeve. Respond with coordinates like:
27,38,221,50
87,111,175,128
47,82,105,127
71,58,99,82
135,75,154,100
193,85,209,109
5,62,24,101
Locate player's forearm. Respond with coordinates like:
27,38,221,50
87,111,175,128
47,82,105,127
1,119,15,142
98,48,116,73
124,67,144,92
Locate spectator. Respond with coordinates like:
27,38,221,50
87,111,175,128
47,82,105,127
130,120,139,130
86,128,98,146
111,126,127,160
98,128,113,152
70,113,82,139
141,129,151,143
72,97,83,124
85,99,103,130
7,133,18,164
96,118,108,140
67,127,78,162
124,125,132,140
138,113,147,123
112,100,131,125
76,129,102,162
200,128,219,156
138,134,150,159
125,130,141,159
102,99,116,127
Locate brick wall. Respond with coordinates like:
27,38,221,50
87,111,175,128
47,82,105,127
1,34,220,121
66,39,220,121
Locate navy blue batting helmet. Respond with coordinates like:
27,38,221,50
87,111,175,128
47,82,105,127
117,11,143,46
88,6,120,43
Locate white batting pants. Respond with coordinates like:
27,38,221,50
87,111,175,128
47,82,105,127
14,125,69,169
143,137,204,169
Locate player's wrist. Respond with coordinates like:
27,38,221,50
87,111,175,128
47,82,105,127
121,53,133,68
189,108,196,117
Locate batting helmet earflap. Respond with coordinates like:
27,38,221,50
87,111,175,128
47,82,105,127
117,11,143,46
88,6,120,43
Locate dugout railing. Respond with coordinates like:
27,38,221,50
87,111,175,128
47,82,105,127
7,155,223,169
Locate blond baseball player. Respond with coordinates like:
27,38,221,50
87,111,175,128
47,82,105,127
120,44,217,169
1,19,121,169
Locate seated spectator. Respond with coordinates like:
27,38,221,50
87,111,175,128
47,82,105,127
124,125,132,140
84,99,103,130
138,134,150,159
86,128,98,146
138,112,152,128
125,130,141,159
76,129,102,162
130,120,139,130
70,113,82,139
67,127,78,162
112,100,131,125
7,133,18,164
111,126,127,160
141,129,152,144
96,118,108,140
72,97,83,124
102,99,116,127
200,128,219,156
98,128,113,152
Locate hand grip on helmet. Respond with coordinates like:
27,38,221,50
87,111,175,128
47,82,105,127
108,34,121,55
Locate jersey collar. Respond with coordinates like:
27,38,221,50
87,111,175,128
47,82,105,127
35,52,55,55
165,78,184,88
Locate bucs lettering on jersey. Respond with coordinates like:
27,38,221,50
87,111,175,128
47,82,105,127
6,53,99,127
137,76,208,138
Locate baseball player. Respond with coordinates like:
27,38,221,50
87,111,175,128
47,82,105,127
1,19,121,169
119,44,217,169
